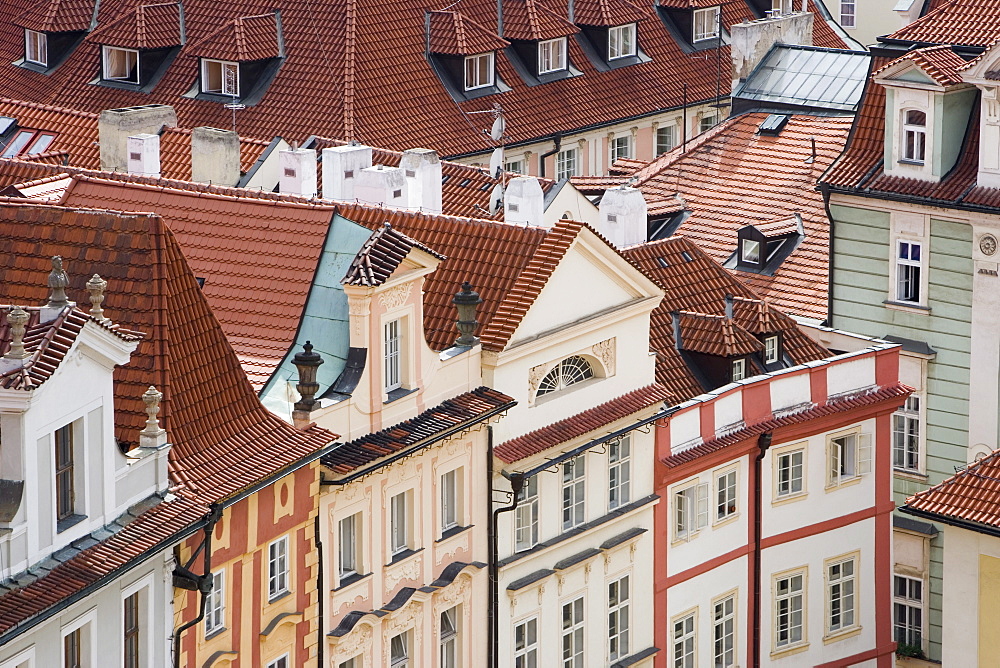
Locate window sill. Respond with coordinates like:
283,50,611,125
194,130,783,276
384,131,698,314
713,512,740,529
266,589,292,605
386,547,423,566
883,300,931,314
894,469,928,482
897,159,926,166
205,626,228,641
771,491,807,506
384,387,418,404
334,571,371,591
825,475,863,492
436,524,472,543
824,625,862,644
56,514,86,534
770,641,810,659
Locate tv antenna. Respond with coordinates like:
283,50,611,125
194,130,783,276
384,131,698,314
223,66,245,133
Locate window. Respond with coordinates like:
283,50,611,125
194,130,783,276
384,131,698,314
656,125,677,155
610,135,633,164
713,595,736,668
776,449,804,498
674,482,708,540
440,607,459,668
774,571,805,649
894,575,923,650
561,597,585,668
561,456,585,530
731,358,747,382
538,37,567,73
55,423,74,522
266,658,288,668
102,46,139,84
25,30,46,66
716,469,737,521
515,475,539,551
338,658,359,668
268,536,289,599
205,571,225,636
390,631,410,668
741,239,760,264
699,114,718,133
64,628,82,668
384,319,402,391
609,436,631,510
693,7,720,42
201,58,240,96
514,618,538,668
390,491,410,555
840,0,856,28
764,336,780,364
555,147,578,180
672,612,695,668
828,431,870,486
893,396,921,472
895,240,923,304
505,158,526,174
537,355,594,397
124,592,140,668
464,52,494,90
902,111,926,163
608,575,630,661
827,556,856,634
608,24,636,60
1,129,56,158
338,514,360,579
441,468,460,532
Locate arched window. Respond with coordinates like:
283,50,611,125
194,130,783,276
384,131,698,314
537,356,594,397
902,110,926,163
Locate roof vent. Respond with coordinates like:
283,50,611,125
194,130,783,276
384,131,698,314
757,114,790,136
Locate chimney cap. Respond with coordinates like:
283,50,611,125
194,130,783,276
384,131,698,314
293,340,324,369
453,281,483,307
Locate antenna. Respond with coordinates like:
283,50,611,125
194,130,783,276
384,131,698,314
223,66,245,133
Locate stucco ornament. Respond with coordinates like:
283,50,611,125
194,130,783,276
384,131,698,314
383,599,423,658
378,283,412,310
385,553,422,590
981,234,998,256
527,363,549,399
335,623,373,665
435,572,472,610
591,337,616,375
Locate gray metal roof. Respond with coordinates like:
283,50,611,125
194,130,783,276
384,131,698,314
734,44,871,113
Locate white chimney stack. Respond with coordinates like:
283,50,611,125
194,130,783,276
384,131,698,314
400,148,443,214
191,127,241,186
279,147,317,197
355,165,408,208
504,176,546,227
598,185,647,248
322,144,373,200
98,104,177,173
127,134,161,178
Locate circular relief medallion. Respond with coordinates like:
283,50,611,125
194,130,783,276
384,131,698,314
981,234,998,256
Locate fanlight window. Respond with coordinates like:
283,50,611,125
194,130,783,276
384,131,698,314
537,356,594,397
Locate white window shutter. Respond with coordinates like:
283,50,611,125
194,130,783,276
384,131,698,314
696,483,709,529
858,432,872,475
829,440,841,485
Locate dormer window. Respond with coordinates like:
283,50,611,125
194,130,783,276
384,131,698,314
693,7,720,42
464,52,494,90
538,37,567,74
764,335,780,364
102,46,139,84
741,238,761,265
2,129,57,158
608,24,636,60
25,29,47,66
731,358,747,382
201,58,240,96
902,110,926,164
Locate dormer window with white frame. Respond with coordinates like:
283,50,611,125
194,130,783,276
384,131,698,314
24,29,47,66
201,58,240,96
384,318,402,392
464,52,494,90
608,24,636,60
693,7,720,42
901,110,927,164
102,46,139,84
741,238,760,265
538,37,567,74
731,358,747,382
763,335,780,364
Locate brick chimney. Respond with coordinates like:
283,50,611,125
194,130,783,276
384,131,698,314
400,148,443,214
279,147,318,197
127,134,160,178
598,185,647,248
504,176,546,227
321,143,373,200
98,105,177,173
191,127,241,186
730,13,813,92
355,165,408,208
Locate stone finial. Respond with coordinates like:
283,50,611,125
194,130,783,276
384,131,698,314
47,256,70,309
141,386,164,436
4,306,30,360
453,282,483,347
292,341,324,413
86,274,109,322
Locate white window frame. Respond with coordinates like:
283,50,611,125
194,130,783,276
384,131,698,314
555,147,578,180
514,617,538,668
895,239,924,304
893,574,924,651
674,481,708,541
390,490,410,556
205,570,225,636
201,58,240,96
61,609,96,668
826,555,858,636
901,110,926,163
840,0,856,28
384,318,402,391
731,358,747,382
24,29,47,66
338,513,361,580
608,574,630,661
102,45,139,84
610,135,633,164
671,610,696,668
893,395,921,472
121,573,153,668
764,335,779,364
505,157,526,174
693,7,720,42
390,630,410,668
561,456,586,531
699,113,718,133
608,24,636,60
774,447,805,500
266,656,289,668
774,569,806,650
609,435,631,510
337,658,360,668
0,647,34,668
440,606,459,668
715,467,737,522
827,429,871,487
713,592,737,668
268,535,289,600
514,475,539,551
561,596,585,668
655,124,677,155
538,37,567,74
741,238,760,264
441,468,461,533
464,52,494,90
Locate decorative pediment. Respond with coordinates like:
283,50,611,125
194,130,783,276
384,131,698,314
959,37,1000,85
873,45,971,90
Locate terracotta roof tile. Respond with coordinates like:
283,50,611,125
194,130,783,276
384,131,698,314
873,44,969,86
495,383,671,462
501,0,579,41
675,311,763,357
886,0,1000,46
905,447,1000,527
186,12,282,62
572,0,647,26
13,0,95,33
86,2,183,50
428,11,510,55
342,222,445,286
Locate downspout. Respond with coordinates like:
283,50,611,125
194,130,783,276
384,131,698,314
489,427,524,668
172,503,223,668
820,181,836,327
315,515,324,668
497,0,504,37
752,432,773,668
539,134,562,179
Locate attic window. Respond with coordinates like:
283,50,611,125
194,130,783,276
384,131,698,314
25,29,47,66
693,7,720,42
538,37,567,74
201,58,240,96
464,52,494,90
764,335,780,364
902,110,926,164
537,356,595,398
741,239,761,264
102,46,139,84
731,358,747,382
2,129,56,158
656,256,669,268
608,24,636,60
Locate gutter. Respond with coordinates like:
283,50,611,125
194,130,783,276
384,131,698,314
538,134,561,179
172,503,223,668
315,515,325,668
752,432,773,668
490,461,524,668
899,505,1000,539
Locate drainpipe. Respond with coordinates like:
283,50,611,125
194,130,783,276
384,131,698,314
315,514,324,668
172,503,223,668
752,432,773,668
538,134,562,179
820,182,836,327
489,426,524,668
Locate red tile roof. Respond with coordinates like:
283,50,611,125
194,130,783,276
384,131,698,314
573,0,647,26
429,11,510,55
501,0,579,41
675,311,763,357
495,383,671,462
905,448,1000,528
86,2,183,50
186,12,282,61
13,0,95,33
342,222,445,286
873,45,969,86
885,0,1000,46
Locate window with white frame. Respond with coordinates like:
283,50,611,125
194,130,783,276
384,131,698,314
562,456,585,530
268,536,289,599
24,30,46,66
562,597,585,668
441,468,461,533
390,491,410,555
893,396,921,472
609,436,631,510
716,469,737,521
201,58,240,96
893,575,923,650
390,631,410,668
514,618,538,668
699,113,718,133
54,422,76,523
441,606,459,668
693,7,720,42
656,125,677,155
608,24,636,60
828,431,870,487
1,647,34,668
102,46,139,83
555,147,578,180
608,575,630,661
515,475,539,551
505,158,526,174
840,0,856,28
774,571,805,649
538,37,567,73
713,595,736,667
266,657,289,668
464,52,494,90
205,570,225,636
338,513,361,580
895,240,923,304
610,135,633,164
741,238,760,265
674,481,708,540
775,449,804,498
63,623,89,668
124,590,141,668
538,355,594,398
827,556,857,634
731,358,747,382
902,110,926,163
672,612,696,668
764,335,780,364
384,319,402,391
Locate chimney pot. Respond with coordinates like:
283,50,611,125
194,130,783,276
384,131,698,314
293,341,324,412
127,133,161,177
504,177,546,226
598,186,648,248
191,127,241,187
453,282,484,347
279,147,318,197
322,144,373,200
98,105,177,173
355,165,408,208
400,148,443,214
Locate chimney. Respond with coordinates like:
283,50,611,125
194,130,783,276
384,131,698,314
730,13,813,92
292,341,324,427
321,143,373,200
279,147,318,197
598,185,648,248
191,127,241,186
724,294,734,319
98,105,177,173
453,282,483,347
401,148,443,214
355,165,408,208
127,133,160,178
504,176,546,226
